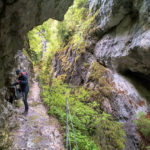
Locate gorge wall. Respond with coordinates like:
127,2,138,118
52,0,150,149
90,0,150,87
0,0,73,148
0,0,150,149
0,0,73,89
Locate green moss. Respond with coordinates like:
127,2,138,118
146,146,150,150
29,115,38,121
83,63,89,68
57,74,67,81
14,100,23,108
88,61,112,98
32,136,42,144
134,112,150,138
95,113,126,150
58,47,71,73
134,112,150,149
0,129,12,149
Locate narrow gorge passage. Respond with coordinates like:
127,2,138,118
9,81,64,150
0,0,150,149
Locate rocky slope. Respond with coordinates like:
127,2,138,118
52,0,150,149
0,0,73,148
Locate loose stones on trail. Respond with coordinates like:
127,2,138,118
9,81,64,150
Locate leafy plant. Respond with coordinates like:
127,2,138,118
96,113,126,150
39,74,126,150
134,112,150,138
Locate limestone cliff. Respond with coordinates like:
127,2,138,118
89,0,150,83
52,0,150,149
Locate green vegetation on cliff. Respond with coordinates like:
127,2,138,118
39,70,126,150
28,0,126,149
134,112,150,148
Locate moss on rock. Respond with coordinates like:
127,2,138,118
0,129,12,149
88,61,112,100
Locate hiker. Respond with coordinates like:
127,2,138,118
13,69,29,115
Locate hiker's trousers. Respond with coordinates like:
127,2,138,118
22,86,29,112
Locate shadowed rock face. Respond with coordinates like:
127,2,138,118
0,0,73,148
0,0,74,89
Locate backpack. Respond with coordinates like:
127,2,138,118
11,85,23,100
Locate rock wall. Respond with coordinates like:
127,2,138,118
0,0,73,148
53,0,150,149
90,0,150,83
53,44,148,150
88,0,150,120
0,0,73,89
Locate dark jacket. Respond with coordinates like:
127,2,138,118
13,72,29,92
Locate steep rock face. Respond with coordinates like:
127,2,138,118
90,0,150,148
53,45,148,150
89,0,133,35
9,50,34,84
92,0,150,79
53,0,150,149
0,97,17,149
0,0,73,148
53,46,148,120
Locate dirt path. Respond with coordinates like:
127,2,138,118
9,81,64,150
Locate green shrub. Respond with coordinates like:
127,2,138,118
134,112,150,138
96,113,126,150
39,76,126,150
146,146,150,150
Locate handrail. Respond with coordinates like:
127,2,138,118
49,75,79,150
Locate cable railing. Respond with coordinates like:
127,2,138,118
49,72,79,150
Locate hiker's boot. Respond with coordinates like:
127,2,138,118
22,111,28,115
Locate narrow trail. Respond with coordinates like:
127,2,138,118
9,81,64,150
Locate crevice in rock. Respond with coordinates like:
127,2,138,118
95,8,139,40
0,0,18,18
120,70,150,102
87,3,139,57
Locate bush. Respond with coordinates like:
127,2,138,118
40,76,126,150
96,113,126,150
134,112,150,138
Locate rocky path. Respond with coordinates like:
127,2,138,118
9,81,64,150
